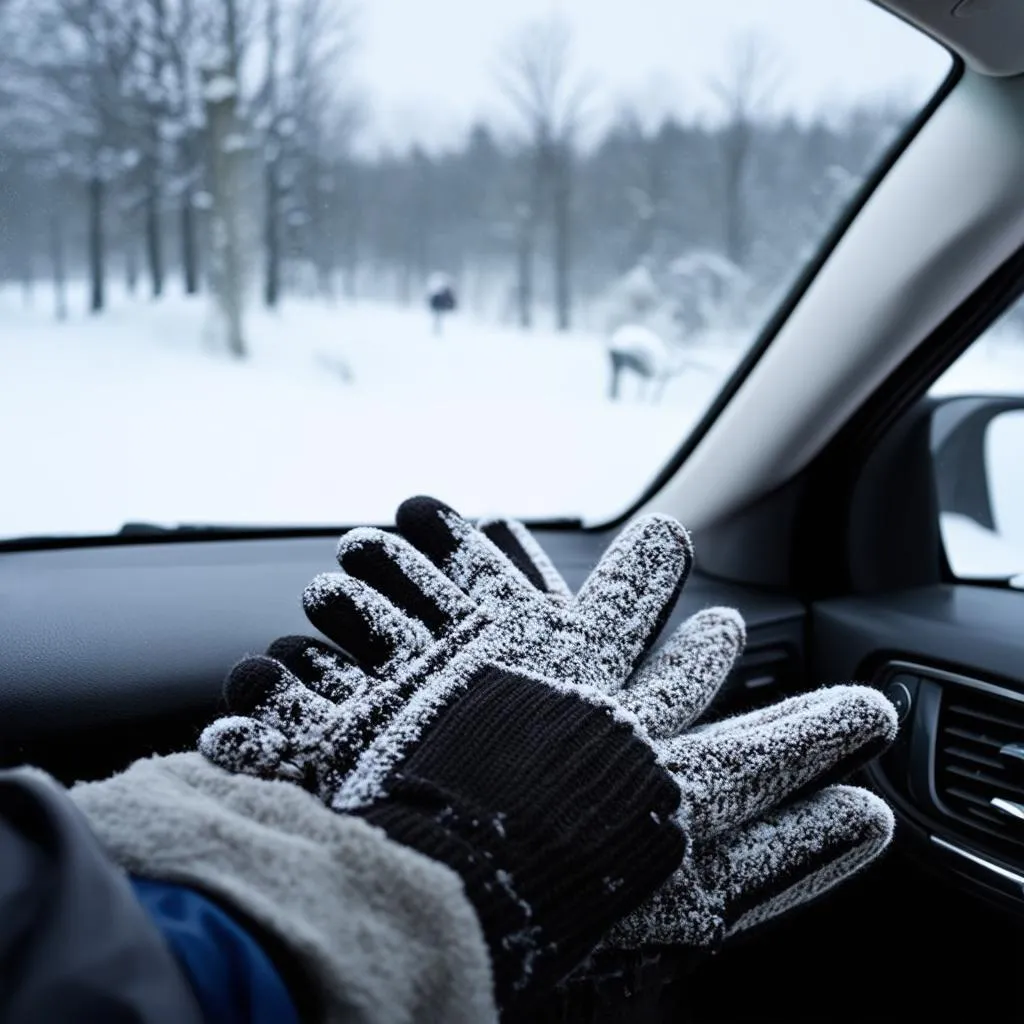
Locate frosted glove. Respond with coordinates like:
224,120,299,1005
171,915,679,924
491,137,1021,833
393,503,899,949
285,499,693,810
201,497,699,789
203,654,685,1013
201,508,694,1008
204,498,897,955
252,622,898,952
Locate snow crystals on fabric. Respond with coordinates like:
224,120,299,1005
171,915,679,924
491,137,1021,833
199,499,900,959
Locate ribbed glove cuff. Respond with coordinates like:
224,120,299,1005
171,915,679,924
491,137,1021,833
359,666,686,1014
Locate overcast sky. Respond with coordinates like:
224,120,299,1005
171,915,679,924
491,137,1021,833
349,0,952,152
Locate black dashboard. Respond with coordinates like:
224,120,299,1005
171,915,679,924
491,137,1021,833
3,527,1022,1022
0,529,805,784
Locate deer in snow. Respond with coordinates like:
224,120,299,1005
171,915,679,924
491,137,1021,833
606,323,716,403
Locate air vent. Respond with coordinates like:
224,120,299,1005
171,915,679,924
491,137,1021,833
710,643,799,718
934,682,1024,860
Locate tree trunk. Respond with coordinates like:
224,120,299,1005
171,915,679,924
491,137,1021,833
50,206,66,321
552,149,572,332
342,169,361,300
342,241,358,299
516,224,532,327
204,65,246,358
263,0,281,309
19,202,33,306
126,238,138,295
398,262,411,306
88,175,105,313
145,155,164,298
147,0,167,298
515,213,533,330
722,123,750,267
314,180,336,301
316,258,334,300
264,157,280,307
20,257,33,307
181,192,198,294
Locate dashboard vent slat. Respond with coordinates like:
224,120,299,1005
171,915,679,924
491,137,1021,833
943,745,1004,770
944,725,1003,750
946,703,1020,730
935,682,1024,859
944,764,1024,800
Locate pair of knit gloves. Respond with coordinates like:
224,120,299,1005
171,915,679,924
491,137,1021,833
73,497,897,1021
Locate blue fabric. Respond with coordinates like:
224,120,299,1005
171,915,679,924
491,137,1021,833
130,877,299,1024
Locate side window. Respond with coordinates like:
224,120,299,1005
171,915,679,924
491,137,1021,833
930,300,1024,582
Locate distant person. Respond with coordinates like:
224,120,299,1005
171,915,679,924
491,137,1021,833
426,272,457,335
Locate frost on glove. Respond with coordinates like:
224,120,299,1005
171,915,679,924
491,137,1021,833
208,655,685,1014
200,496,897,997
201,506,696,1012
399,501,899,950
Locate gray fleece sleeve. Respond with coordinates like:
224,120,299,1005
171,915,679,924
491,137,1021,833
69,752,497,1024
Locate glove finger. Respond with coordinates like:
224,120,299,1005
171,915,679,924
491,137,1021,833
700,785,894,938
266,635,369,703
621,607,745,738
664,684,897,836
574,515,693,679
198,715,302,782
224,655,339,730
605,784,893,951
222,654,362,795
687,686,849,737
336,527,477,633
303,572,432,676
395,495,540,601
477,517,574,599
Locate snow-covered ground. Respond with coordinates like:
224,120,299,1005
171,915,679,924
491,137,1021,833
0,283,743,538
2,282,1024,582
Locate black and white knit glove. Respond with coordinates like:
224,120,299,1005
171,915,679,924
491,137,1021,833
206,502,695,811
387,500,899,949
204,498,897,952
248,628,896,952
201,511,695,1010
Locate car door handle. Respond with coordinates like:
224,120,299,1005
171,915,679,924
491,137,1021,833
990,797,1024,822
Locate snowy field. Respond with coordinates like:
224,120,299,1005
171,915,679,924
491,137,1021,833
0,283,742,537
2,282,1024,581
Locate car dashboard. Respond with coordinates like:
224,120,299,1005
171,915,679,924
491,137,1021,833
0,530,805,786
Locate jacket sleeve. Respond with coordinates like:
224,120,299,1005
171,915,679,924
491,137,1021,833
129,877,299,1024
70,752,498,1024
0,767,205,1024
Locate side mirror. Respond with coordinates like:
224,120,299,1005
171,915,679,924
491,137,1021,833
931,396,1024,582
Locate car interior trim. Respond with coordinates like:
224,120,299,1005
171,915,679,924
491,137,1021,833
931,836,1024,891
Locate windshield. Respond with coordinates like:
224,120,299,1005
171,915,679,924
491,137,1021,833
0,0,951,540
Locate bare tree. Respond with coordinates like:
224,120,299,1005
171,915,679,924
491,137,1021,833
255,0,360,306
709,33,782,269
0,0,146,312
130,0,170,299
260,0,283,306
202,0,246,356
609,104,676,269
496,17,592,331
158,0,218,296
